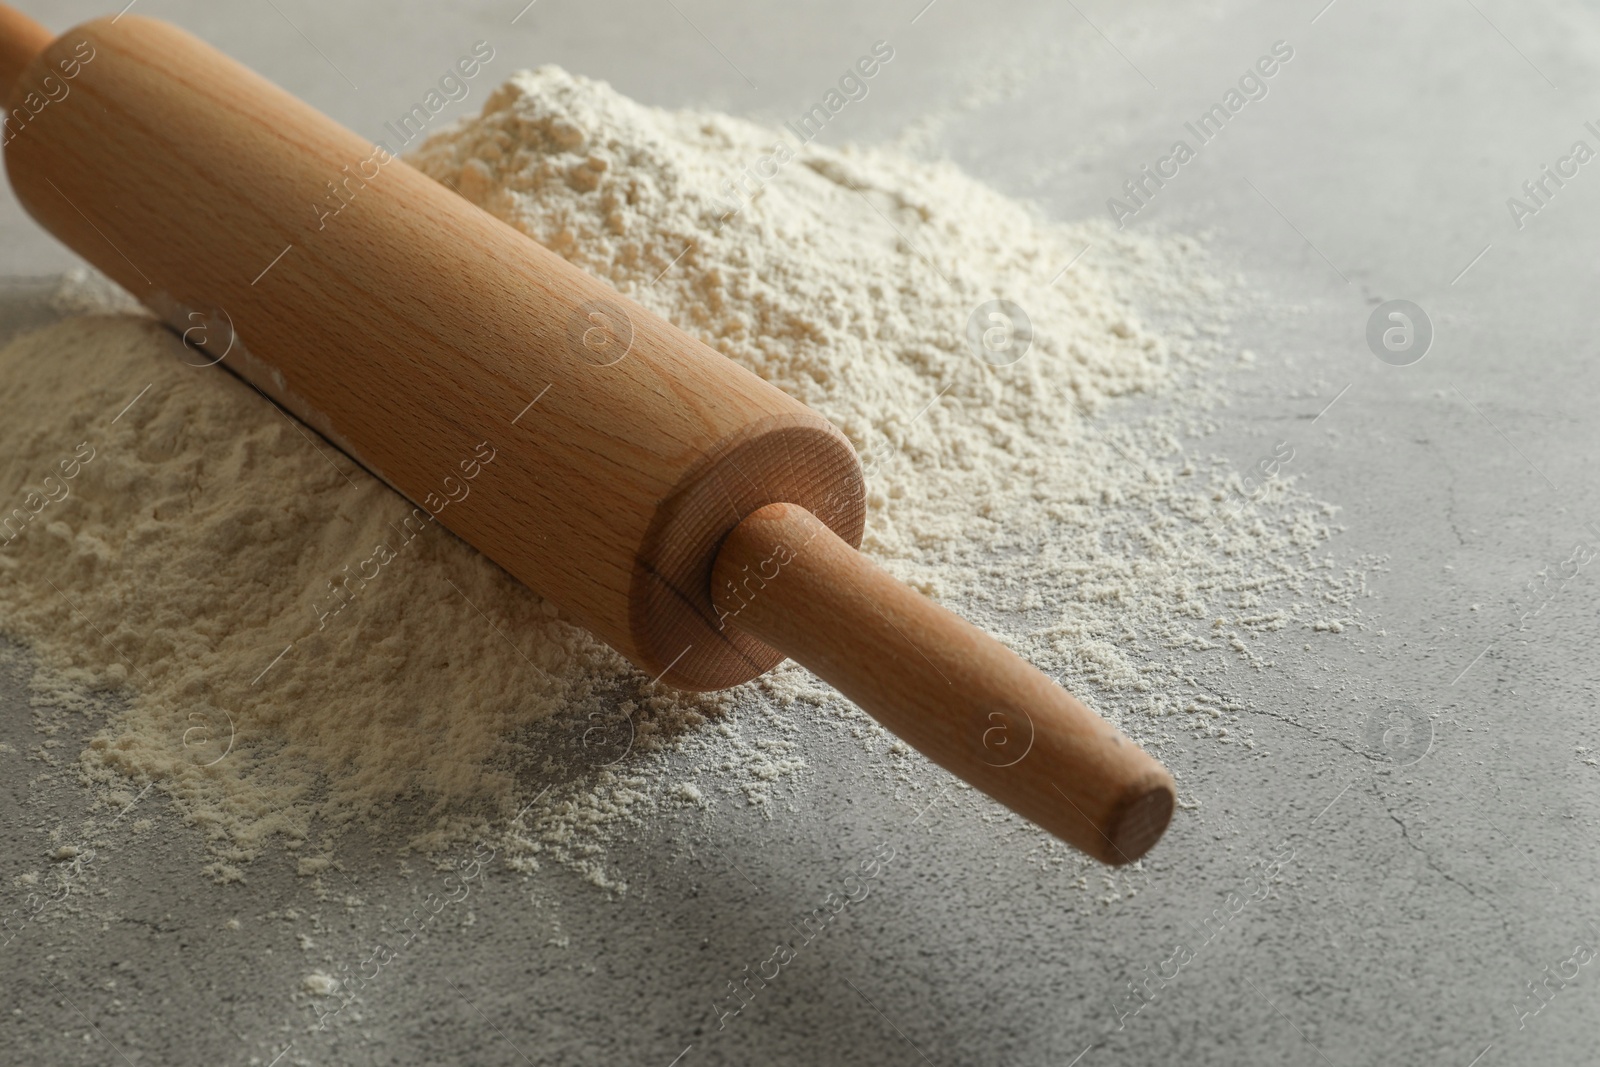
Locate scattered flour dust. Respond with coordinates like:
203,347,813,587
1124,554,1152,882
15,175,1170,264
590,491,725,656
0,67,1359,888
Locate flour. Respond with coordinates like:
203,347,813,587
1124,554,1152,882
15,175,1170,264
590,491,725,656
0,67,1360,887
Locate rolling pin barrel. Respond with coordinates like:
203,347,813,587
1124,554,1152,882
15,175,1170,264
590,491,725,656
2,10,864,692
0,6,1176,861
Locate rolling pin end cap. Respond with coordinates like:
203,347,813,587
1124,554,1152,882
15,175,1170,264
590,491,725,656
1101,777,1176,866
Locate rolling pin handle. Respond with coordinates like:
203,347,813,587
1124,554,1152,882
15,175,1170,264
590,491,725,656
0,4,53,104
712,503,1176,864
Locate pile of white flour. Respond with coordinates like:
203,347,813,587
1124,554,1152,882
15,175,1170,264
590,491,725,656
0,68,1358,887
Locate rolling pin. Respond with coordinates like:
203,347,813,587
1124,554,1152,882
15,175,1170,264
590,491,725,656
0,6,1175,864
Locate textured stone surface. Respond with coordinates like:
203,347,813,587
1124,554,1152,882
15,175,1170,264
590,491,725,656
4,0,1599,1064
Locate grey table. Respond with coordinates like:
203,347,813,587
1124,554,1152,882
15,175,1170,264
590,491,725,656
3,0,1598,1064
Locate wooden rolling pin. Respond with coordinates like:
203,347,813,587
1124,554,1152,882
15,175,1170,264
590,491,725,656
0,7,1175,863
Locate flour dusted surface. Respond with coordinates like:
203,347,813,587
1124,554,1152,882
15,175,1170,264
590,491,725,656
409,67,1354,718
0,67,1358,884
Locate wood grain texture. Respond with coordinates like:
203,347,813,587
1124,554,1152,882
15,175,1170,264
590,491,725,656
2,13,864,688
0,4,47,98
2,6,1176,860
713,503,1175,864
